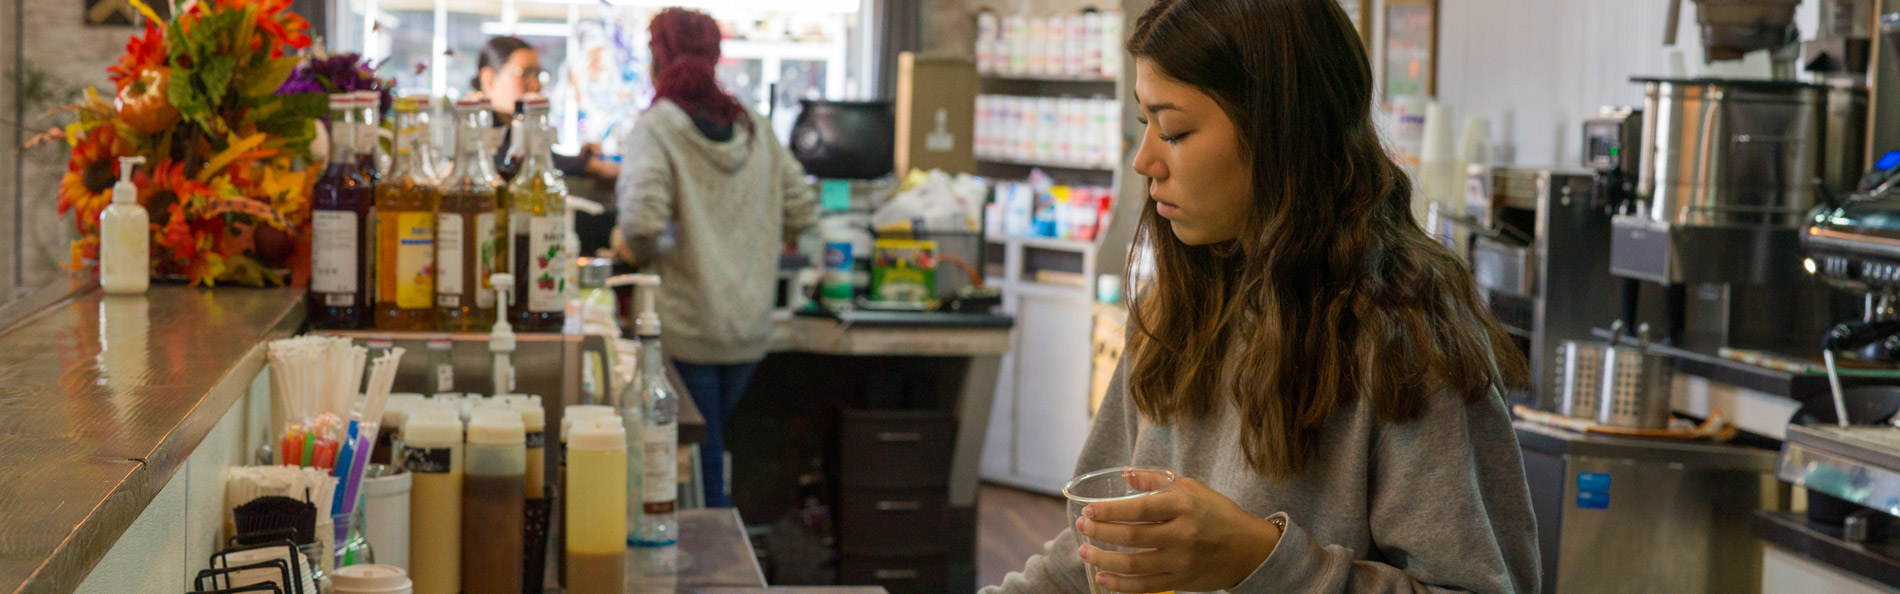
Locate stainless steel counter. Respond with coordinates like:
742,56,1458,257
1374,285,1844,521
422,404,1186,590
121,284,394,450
627,508,768,590
1781,424,1900,516
0,281,304,594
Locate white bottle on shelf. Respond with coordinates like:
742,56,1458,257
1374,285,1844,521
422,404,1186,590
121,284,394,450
1099,99,1122,167
1036,97,1058,164
1044,15,1066,77
1009,97,1030,162
976,95,993,159
1084,97,1108,167
100,156,149,295
1083,12,1105,77
1065,15,1087,77
977,11,999,73
1101,13,1124,76
1007,16,1029,75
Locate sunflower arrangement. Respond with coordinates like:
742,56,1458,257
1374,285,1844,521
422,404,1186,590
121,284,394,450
45,0,352,286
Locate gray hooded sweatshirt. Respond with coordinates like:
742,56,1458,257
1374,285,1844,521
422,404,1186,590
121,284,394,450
616,99,817,363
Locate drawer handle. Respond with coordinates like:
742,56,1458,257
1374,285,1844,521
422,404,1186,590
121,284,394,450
876,431,923,442
876,500,923,511
874,569,920,580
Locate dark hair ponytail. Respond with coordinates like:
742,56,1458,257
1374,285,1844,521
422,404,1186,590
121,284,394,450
473,36,533,90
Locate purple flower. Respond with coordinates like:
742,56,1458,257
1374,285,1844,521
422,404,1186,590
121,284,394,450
277,53,389,96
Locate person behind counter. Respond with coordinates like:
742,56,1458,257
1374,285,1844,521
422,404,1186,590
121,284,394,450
472,36,618,182
611,8,818,509
987,0,1540,593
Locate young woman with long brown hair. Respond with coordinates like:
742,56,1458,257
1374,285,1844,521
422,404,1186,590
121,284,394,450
988,0,1539,592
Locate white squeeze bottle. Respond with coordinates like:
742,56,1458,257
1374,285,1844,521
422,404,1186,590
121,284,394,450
628,274,679,548
100,156,149,295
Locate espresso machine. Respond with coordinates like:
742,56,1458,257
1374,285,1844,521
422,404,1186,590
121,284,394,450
1608,0,1868,354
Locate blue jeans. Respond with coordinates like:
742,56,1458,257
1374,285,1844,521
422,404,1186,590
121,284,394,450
671,360,758,508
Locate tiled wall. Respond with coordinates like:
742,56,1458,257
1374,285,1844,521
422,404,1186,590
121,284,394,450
3,0,138,301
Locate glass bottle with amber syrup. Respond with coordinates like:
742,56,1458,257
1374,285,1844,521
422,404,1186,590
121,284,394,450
436,99,502,332
309,93,373,329
505,96,567,332
373,96,442,331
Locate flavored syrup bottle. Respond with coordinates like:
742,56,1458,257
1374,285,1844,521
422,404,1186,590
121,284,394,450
310,93,373,329
374,96,442,331
436,99,502,332
504,96,568,333
355,90,386,183
496,99,526,182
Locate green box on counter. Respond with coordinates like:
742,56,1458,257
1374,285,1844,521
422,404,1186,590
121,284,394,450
871,239,938,305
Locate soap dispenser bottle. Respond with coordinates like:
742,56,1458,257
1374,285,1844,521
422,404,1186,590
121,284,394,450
100,156,149,295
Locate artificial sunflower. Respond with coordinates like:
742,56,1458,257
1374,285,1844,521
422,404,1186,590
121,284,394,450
56,126,123,240
141,159,214,268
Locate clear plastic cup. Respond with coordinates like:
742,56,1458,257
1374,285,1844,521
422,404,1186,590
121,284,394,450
1063,466,1177,594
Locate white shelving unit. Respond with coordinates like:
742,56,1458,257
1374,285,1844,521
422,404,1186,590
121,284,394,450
982,233,1106,495
976,50,1129,495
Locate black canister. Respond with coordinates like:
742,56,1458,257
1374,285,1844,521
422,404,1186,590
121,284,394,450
790,100,895,180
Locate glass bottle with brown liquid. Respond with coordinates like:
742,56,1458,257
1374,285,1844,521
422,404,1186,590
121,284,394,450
309,93,372,329
373,96,441,331
437,99,502,332
505,96,568,332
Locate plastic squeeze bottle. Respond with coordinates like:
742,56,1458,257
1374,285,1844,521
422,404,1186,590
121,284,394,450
564,416,627,594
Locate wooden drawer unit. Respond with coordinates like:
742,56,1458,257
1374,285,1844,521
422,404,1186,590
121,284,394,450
839,554,949,594
839,487,949,556
840,409,957,489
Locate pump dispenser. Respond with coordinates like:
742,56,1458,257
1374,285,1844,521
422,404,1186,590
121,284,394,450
628,274,679,548
100,156,149,295
489,273,518,396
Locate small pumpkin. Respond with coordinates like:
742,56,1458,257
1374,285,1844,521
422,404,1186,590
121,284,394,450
118,67,180,135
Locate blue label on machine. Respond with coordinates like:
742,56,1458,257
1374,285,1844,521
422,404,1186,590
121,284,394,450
1576,472,1610,509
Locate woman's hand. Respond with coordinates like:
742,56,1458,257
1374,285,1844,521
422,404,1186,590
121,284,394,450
580,143,622,180
1075,476,1282,593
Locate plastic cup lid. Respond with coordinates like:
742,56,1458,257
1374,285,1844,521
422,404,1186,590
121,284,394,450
332,564,412,593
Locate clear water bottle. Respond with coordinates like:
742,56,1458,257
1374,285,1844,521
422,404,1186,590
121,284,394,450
628,274,678,548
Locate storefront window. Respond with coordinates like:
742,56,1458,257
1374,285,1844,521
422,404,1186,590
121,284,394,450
331,0,869,152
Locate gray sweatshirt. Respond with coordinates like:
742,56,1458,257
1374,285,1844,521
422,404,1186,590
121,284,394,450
616,100,818,363
985,358,1541,594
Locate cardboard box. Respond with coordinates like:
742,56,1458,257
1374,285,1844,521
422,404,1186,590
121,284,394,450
894,53,977,175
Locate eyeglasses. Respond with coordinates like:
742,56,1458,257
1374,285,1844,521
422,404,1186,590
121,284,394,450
499,65,549,83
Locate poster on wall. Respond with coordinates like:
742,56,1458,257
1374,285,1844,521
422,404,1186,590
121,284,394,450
1382,0,1437,100
84,0,167,26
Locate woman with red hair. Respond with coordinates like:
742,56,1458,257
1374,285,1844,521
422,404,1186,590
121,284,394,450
615,8,818,509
